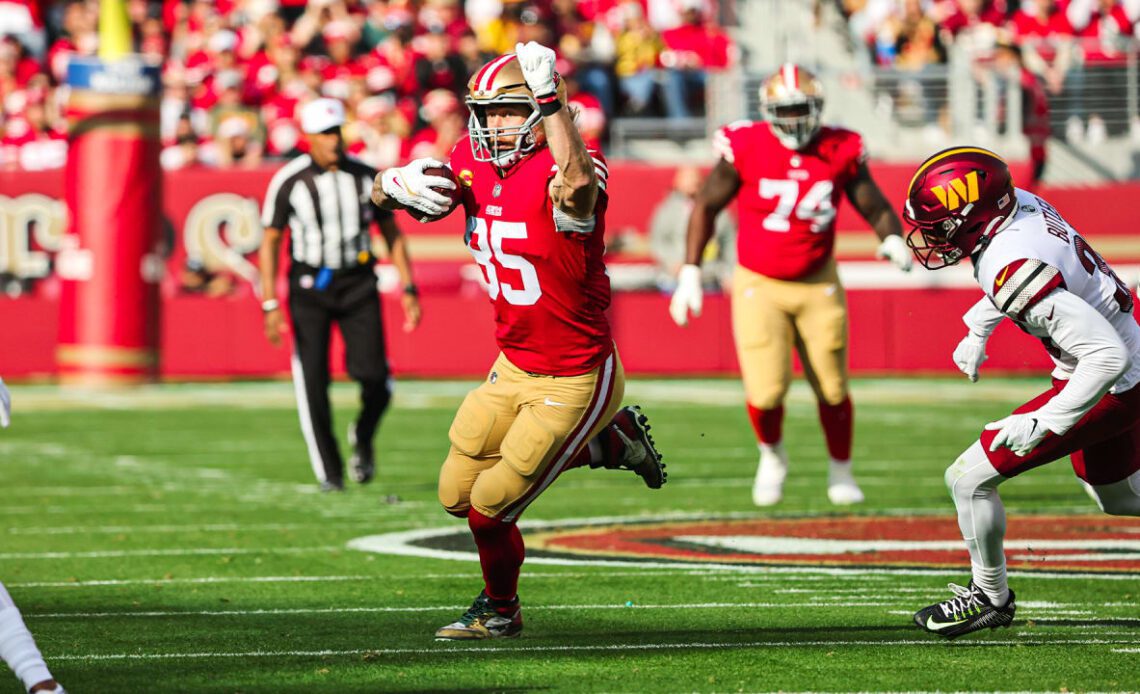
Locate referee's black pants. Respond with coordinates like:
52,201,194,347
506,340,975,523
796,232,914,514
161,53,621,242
288,264,391,485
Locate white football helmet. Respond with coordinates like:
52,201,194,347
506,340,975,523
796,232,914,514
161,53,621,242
759,63,824,150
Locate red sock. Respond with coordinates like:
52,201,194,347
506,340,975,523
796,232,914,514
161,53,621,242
746,404,784,445
468,509,524,601
818,397,853,461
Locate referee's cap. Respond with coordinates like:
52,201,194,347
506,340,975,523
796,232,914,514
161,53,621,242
300,98,346,134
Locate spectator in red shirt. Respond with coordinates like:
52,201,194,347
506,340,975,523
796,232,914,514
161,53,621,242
403,88,463,160
411,26,467,99
659,0,733,118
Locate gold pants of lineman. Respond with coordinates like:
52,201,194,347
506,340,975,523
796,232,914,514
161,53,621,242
731,258,849,409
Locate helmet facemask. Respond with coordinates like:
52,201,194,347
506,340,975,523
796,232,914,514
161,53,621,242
904,201,973,270
762,95,823,150
466,95,542,168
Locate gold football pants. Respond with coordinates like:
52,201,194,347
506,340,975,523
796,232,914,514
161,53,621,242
438,350,624,522
731,258,849,409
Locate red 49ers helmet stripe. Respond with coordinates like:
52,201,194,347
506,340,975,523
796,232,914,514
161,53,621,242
475,54,517,93
782,63,799,90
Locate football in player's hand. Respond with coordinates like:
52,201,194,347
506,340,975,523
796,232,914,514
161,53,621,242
406,165,463,223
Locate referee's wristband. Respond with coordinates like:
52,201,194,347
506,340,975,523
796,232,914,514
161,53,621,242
261,299,280,313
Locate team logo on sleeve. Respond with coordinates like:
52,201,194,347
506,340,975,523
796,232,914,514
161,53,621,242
929,171,980,211
458,169,474,187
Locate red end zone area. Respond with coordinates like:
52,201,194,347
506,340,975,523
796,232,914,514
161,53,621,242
1,163,1138,378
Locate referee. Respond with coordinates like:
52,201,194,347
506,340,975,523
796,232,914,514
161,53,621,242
258,98,421,492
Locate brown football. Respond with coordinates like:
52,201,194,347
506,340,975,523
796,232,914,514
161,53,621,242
405,165,463,223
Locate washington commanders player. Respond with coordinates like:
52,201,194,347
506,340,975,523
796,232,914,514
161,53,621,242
669,64,913,507
904,147,1140,638
371,42,667,640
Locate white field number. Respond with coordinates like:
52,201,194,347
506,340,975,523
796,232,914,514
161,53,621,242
468,218,541,305
758,178,835,233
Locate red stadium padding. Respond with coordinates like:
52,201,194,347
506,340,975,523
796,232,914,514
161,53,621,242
0,162,1137,379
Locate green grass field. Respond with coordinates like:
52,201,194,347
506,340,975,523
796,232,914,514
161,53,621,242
2,378,1138,693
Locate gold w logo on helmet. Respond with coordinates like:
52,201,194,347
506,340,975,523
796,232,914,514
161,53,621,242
930,171,980,210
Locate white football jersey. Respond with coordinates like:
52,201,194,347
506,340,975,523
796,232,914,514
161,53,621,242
975,188,1140,392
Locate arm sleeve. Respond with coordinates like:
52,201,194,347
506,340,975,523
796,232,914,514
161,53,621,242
1026,289,1130,435
963,296,1006,339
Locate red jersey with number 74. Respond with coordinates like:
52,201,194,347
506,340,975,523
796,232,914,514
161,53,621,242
713,120,866,280
449,136,613,376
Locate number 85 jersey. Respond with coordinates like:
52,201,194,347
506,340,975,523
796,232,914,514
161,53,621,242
713,120,865,280
451,135,613,377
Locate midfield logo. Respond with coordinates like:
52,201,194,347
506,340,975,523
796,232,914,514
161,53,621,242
930,171,980,211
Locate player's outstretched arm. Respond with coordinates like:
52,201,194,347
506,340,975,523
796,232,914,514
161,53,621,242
669,159,740,327
846,163,911,271
515,41,598,219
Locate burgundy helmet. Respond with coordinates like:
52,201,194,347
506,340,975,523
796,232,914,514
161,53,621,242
903,147,1016,269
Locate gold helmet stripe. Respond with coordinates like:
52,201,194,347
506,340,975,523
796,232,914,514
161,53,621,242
476,54,516,94
908,146,1007,193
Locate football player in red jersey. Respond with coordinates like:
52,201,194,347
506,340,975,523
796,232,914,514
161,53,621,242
670,64,913,507
371,42,667,640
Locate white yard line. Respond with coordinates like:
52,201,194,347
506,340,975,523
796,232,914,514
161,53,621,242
25,601,900,619
29,602,1137,621
8,378,1053,412
0,546,341,560
8,522,308,535
47,637,1140,662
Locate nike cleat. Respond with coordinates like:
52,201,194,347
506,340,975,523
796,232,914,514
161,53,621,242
592,405,667,489
435,591,523,640
914,581,1016,639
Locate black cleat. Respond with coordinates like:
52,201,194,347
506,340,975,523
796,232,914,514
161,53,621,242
347,424,375,484
592,405,667,489
914,581,1016,639
435,591,523,640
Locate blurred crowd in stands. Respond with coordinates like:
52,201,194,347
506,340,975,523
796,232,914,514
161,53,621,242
837,0,1140,148
0,0,736,171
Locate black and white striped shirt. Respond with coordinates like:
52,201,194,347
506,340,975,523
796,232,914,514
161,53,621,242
261,154,391,270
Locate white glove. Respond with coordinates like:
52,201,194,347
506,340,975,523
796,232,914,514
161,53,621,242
0,377,10,428
380,158,456,217
985,412,1049,457
515,41,558,96
876,234,913,272
952,333,988,382
669,264,703,327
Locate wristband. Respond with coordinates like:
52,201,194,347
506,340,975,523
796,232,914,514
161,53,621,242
537,95,563,117
403,284,419,297
261,299,280,313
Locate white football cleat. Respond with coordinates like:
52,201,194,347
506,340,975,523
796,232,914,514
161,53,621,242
752,443,788,506
827,459,864,505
